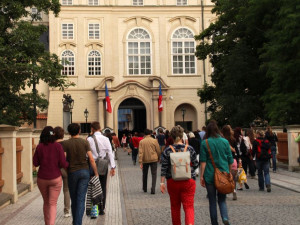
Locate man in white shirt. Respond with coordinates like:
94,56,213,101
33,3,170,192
87,122,116,215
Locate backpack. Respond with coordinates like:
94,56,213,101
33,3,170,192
256,139,271,161
169,145,191,181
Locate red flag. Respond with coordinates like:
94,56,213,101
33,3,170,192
158,82,163,112
105,82,112,113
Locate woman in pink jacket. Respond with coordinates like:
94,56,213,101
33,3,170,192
33,126,69,225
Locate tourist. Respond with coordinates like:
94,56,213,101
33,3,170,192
188,132,200,176
252,130,272,192
264,126,278,172
87,122,116,215
33,126,69,225
121,133,127,150
245,129,256,178
53,126,71,218
200,122,233,225
139,129,161,194
62,123,98,225
222,125,238,200
160,125,199,225
131,132,142,165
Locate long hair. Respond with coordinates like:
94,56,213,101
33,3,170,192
222,125,235,146
246,129,256,144
234,127,242,143
206,122,221,138
40,126,55,145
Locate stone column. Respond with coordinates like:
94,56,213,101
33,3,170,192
18,128,34,191
0,125,18,203
287,125,300,171
98,97,105,129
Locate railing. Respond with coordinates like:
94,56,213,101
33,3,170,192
0,139,4,192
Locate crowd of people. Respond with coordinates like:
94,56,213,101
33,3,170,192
33,120,282,225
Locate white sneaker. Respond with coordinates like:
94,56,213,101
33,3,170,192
64,213,71,218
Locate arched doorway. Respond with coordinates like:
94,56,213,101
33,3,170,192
174,104,197,131
118,98,146,133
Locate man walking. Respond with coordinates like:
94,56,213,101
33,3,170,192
87,122,116,215
139,129,161,194
252,130,272,192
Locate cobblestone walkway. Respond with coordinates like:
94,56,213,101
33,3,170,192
118,149,300,225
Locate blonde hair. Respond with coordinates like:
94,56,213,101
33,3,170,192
170,125,184,143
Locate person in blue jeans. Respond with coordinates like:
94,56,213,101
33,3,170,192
252,130,271,192
265,126,278,172
62,123,99,225
200,122,233,225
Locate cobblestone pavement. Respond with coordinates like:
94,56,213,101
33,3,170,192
118,149,300,225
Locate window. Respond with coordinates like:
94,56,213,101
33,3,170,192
88,51,101,75
61,50,75,75
62,23,74,40
171,28,196,74
31,7,40,17
133,0,143,6
88,0,99,5
88,24,100,40
62,0,73,5
127,28,151,75
177,0,187,5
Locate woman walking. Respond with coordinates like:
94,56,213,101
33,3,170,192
200,122,233,225
62,123,99,225
160,125,199,225
33,126,69,225
265,126,278,172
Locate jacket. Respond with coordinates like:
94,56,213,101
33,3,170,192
86,176,103,216
138,135,161,164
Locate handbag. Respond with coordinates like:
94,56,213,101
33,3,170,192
205,139,235,194
92,135,109,176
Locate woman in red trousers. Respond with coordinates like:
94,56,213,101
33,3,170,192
160,125,199,225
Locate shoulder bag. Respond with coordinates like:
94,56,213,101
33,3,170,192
205,139,235,194
92,135,109,176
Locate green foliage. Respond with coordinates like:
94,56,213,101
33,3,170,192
196,0,299,126
0,0,73,126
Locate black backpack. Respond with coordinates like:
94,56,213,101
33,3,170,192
256,139,271,161
240,138,248,157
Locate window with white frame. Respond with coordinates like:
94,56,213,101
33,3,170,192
88,50,101,75
171,28,196,74
61,50,75,75
62,23,74,40
127,28,151,75
31,7,41,17
88,0,99,5
133,0,143,6
88,23,100,40
177,0,187,6
62,0,73,5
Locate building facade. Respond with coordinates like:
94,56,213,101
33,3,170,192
45,0,215,132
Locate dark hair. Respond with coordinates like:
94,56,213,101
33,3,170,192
206,122,221,138
91,121,100,130
144,129,152,135
40,126,55,145
170,125,184,142
159,128,163,134
67,123,80,136
222,125,235,146
194,131,200,139
53,126,64,140
233,127,242,143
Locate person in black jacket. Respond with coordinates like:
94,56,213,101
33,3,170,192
265,126,278,172
188,132,200,176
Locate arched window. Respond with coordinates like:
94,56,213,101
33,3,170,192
171,28,195,75
61,50,75,76
127,28,151,75
88,50,101,75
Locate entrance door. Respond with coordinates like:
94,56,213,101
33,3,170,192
118,98,146,133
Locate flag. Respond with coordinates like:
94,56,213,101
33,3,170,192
105,82,112,113
158,82,163,112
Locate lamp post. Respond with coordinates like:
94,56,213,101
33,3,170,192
181,107,186,128
84,108,89,133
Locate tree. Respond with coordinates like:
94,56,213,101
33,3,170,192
0,0,72,126
195,0,291,127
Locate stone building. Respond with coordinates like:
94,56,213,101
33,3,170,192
43,0,215,132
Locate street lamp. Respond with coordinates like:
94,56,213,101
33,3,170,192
84,108,89,133
62,94,74,123
181,107,186,128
